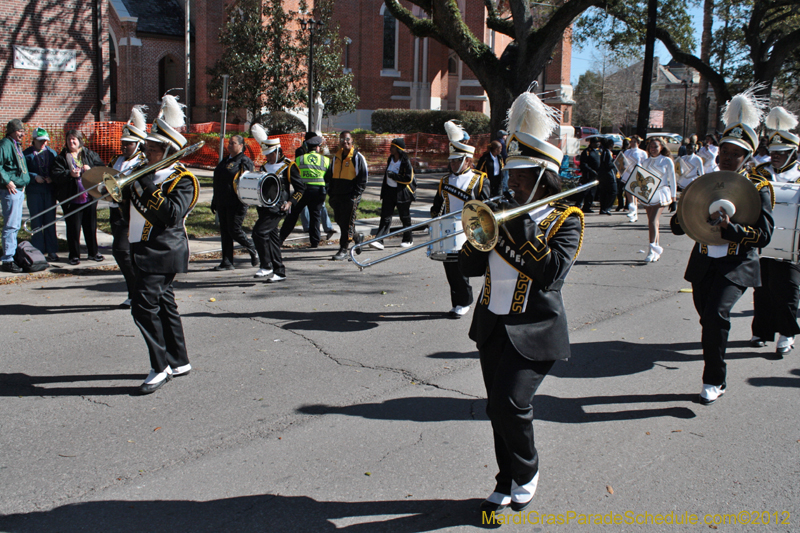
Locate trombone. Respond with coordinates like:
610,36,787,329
350,180,598,269
23,141,205,235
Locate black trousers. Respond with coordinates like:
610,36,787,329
751,258,800,341
217,203,255,265
443,260,473,307
329,194,361,250
573,183,596,211
131,269,189,373
692,265,746,386
110,207,135,300
253,208,285,275
598,178,618,213
280,185,326,246
616,178,626,209
480,319,555,494
62,201,98,259
375,193,412,243
489,172,503,198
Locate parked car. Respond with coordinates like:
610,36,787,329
579,126,600,139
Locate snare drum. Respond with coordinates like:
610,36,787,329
427,216,466,262
760,182,800,263
236,171,281,208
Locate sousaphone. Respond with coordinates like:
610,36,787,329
677,171,761,246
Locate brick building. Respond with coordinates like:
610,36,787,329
3,1,574,134
0,0,109,125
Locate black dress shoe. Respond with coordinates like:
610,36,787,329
91,254,105,262
2,261,22,273
249,251,259,267
68,257,80,266
213,263,235,271
46,253,60,262
138,371,171,395
479,499,509,514
331,249,348,261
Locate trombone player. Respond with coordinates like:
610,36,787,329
459,89,585,513
124,96,200,395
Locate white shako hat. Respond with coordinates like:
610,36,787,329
251,124,280,155
444,120,475,159
146,94,187,151
504,85,563,173
719,85,768,155
121,105,148,143
765,106,799,151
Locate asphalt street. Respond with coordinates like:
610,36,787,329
0,203,797,532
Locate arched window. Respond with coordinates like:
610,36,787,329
380,4,399,74
158,55,180,98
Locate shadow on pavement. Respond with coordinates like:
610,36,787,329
297,392,696,424
0,495,495,533
0,373,141,397
747,368,800,388
0,304,123,315
182,310,452,332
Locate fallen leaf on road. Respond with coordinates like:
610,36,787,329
606,485,614,494
209,298,216,302
672,430,682,433
646,432,650,435
127,440,134,443
154,427,161,432
365,472,371,476
679,288,693,293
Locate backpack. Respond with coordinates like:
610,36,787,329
14,241,49,272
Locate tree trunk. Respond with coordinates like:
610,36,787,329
695,0,713,137
637,0,658,137
486,85,514,141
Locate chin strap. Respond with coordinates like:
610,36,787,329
775,149,797,173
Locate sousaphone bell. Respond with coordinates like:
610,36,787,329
677,171,761,246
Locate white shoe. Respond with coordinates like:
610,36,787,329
369,240,384,250
776,335,794,355
266,273,286,283
253,268,273,278
400,241,413,248
170,364,192,377
699,383,726,405
510,472,539,511
449,305,471,317
645,243,662,262
627,205,638,222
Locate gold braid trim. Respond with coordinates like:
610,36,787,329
548,206,585,260
750,174,775,209
165,168,201,211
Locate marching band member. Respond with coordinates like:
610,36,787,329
459,88,584,513
250,132,304,282
621,135,646,222
431,120,489,318
698,134,720,174
108,106,148,307
750,107,800,356
670,87,773,405
125,95,200,394
641,136,676,262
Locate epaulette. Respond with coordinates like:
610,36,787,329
749,173,775,209
165,163,200,211
538,200,585,260
754,161,771,178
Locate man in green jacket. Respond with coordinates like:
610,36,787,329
0,119,31,273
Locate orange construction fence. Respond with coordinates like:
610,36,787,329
17,122,493,173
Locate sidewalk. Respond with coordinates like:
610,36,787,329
1,168,444,279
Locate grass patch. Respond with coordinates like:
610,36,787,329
96,198,383,239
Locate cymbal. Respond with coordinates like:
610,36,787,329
82,166,116,199
677,171,761,246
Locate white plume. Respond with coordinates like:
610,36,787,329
721,84,769,129
765,106,798,132
251,124,268,144
505,88,561,140
158,94,186,129
444,120,467,143
129,105,147,131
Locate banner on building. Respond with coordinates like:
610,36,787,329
13,45,77,72
649,110,664,129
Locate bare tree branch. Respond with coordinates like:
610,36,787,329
484,0,514,37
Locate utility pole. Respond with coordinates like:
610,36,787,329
636,0,658,138
299,16,324,132
185,0,191,127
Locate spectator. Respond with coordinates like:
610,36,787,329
0,119,30,273
476,140,504,197
23,127,59,261
576,136,601,213
326,131,369,261
210,134,258,270
370,137,416,249
51,130,105,265
597,137,617,215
